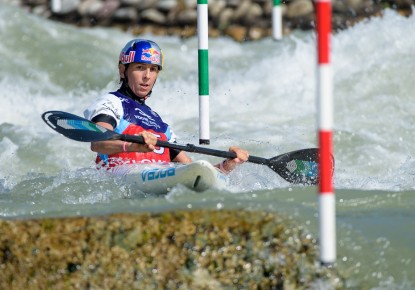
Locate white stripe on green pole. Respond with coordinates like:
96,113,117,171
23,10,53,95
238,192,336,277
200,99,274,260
197,0,210,145
272,0,282,40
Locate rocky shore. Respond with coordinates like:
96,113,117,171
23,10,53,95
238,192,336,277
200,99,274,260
10,0,415,41
0,210,345,289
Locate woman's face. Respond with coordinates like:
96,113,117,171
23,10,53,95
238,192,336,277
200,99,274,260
120,63,160,98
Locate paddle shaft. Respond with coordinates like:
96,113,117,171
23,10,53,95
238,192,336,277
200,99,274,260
118,134,269,165
41,111,323,184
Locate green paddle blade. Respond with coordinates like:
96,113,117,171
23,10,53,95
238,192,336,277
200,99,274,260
42,111,118,142
268,148,329,185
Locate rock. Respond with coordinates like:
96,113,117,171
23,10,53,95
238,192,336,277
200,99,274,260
157,0,177,12
25,0,47,5
33,4,52,17
183,0,197,9
209,0,226,19
245,2,263,24
176,8,197,25
120,0,140,6
50,0,80,14
232,0,251,22
333,0,370,14
112,6,139,22
0,210,345,289
286,0,314,18
178,26,196,38
226,0,239,8
225,25,247,42
395,0,414,9
2,0,22,6
135,0,158,10
96,0,120,20
78,0,104,16
218,7,234,30
397,8,412,16
167,26,197,38
166,6,180,24
248,26,265,40
141,8,166,24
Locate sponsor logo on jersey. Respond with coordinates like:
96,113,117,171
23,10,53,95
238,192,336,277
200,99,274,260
134,108,161,129
102,102,121,119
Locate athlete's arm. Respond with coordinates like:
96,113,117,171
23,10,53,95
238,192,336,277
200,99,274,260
172,151,192,164
216,146,249,174
90,121,156,154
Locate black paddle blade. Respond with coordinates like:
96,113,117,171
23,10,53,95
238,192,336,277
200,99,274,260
269,148,329,185
42,111,117,142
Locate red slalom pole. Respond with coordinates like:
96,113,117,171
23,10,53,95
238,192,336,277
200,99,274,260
316,0,336,265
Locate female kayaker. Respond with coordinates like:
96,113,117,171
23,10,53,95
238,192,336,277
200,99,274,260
84,39,248,173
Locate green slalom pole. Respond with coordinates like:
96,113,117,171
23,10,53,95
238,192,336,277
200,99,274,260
272,0,282,40
197,0,210,145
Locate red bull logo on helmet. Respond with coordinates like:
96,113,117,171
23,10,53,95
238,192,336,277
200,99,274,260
119,51,135,63
141,47,161,63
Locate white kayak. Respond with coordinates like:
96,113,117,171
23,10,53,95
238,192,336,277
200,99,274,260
110,160,228,194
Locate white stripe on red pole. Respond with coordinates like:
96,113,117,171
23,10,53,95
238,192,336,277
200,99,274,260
316,0,336,265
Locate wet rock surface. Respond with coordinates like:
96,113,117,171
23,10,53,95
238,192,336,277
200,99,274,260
0,210,345,289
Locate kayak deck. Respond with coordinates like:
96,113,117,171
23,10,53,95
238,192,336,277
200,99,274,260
110,160,228,194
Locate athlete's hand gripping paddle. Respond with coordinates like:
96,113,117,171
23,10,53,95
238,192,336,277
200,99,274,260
42,111,334,185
